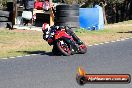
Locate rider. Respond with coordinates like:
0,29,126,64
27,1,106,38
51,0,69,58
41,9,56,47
42,23,83,53
42,23,83,45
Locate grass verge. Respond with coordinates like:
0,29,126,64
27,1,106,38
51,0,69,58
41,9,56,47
0,29,51,58
0,20,132,58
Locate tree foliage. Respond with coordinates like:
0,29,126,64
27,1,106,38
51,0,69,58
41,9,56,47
63,0,132,24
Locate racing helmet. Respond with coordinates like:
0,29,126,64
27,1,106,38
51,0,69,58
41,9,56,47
42,23,50,31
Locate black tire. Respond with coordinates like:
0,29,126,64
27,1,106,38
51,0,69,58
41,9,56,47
0,10,10,17
56,39,71,56
0,17,9,22
79,44,87,54
56,16,79,22
55,4,80,29
0,22,12,28
55,22,80,28
56,10,79,17
56,5,79,10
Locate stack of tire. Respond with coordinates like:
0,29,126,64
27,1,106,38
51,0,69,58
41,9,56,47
55,4,80,29
0,10,12,28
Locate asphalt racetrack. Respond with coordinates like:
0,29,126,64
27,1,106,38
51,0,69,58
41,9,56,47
0,39,132,88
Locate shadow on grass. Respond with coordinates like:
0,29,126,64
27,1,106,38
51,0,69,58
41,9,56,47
117,31,132,33
17,51,55,56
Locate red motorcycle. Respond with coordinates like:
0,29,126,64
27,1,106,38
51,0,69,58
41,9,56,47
42,23,87,56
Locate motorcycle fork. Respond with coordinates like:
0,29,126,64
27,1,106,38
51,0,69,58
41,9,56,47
62,37,79,52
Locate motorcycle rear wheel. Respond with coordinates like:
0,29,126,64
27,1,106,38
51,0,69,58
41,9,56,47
56,39,71,56
52,45,60,55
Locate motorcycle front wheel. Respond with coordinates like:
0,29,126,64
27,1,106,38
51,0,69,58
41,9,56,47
56,39,71,56
79,44,87,54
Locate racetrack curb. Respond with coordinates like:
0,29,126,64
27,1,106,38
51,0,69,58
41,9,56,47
88,37,132,47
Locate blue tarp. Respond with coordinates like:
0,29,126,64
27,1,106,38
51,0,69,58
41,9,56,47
79,6,104,30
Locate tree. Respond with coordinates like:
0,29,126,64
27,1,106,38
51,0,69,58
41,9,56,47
49,0,132,23
76,0,132,23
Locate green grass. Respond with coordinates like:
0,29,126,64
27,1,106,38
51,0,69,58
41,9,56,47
0,29,51,58
0,20,132,58
74,20,132,45
75,28,113,35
